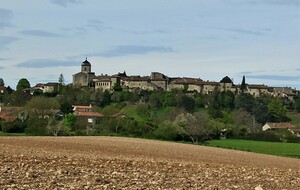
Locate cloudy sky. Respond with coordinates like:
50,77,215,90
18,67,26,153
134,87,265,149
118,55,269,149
0,0,299,89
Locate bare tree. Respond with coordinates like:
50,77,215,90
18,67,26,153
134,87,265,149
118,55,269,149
174,112,214,144
47,119,65,136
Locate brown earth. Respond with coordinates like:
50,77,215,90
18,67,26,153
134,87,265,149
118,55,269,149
0,136,299,190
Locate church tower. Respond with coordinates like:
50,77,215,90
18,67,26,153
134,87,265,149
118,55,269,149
73,58,95,87
81,58,91,73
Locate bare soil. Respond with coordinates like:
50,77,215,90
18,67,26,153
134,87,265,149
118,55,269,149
0,136,299,189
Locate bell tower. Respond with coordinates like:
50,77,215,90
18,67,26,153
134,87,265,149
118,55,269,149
81,58,91,73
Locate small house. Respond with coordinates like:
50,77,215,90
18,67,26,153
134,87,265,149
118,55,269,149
73,105,103,125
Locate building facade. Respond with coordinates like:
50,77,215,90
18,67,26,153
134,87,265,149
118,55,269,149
73,59,96,87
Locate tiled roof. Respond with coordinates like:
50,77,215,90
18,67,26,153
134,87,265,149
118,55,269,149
0,107,21,122
266,122,295,129
94,76,111,82
82,58,91,66
201,81,220,86
248,84,268,89
151,78,167,81
35,83,45,88
125,76,150,81
74,111,103,117
170,77,203,85
45,82,60,86
73,105,92,109
220,76,233,83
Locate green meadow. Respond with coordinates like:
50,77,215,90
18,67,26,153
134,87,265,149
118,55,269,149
206,139,300,159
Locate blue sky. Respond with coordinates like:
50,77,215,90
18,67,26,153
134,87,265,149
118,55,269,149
0,0,299,89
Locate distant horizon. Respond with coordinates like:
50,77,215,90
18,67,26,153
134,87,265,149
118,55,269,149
1,0,299,90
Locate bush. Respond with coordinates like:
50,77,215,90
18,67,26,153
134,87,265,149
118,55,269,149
241,129,300,143
1,119,26,133
25,117,48,135
152,121,181,141
245,131,281,142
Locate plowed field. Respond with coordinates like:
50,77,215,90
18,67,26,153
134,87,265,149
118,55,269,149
0,136,299,189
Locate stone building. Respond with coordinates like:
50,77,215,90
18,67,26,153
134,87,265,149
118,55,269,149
122,76,157,91
44,82,60,93
220,76,234,92
94,75,112,91
73,59,96,87
150,72,168,90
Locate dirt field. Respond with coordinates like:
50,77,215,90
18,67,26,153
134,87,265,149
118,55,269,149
0,136,299,189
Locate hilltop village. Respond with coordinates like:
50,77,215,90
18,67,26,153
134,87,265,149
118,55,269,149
71,59,299,99
0,58,298,99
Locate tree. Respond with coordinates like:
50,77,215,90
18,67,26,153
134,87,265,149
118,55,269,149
295,98,300,113
58,73,65,85
208,92,223,118
100,90,111,107
223,91,235,109
174,112,214,144
25,96,60,118
47,119,66,136
112,82,122,91
235,93,255,113
195,95,205,108
233,109,258,135
240,75,246,93
163,92,176,107
60,102,73,114
16,78,30,91
268,98,287,122
10,90,31,106
64,113,76,130
25,116,48,135
152,121,182,140
252,96,270,124
149,91,163,108
183,84,189,92
6,86,13,94
178,95,195,112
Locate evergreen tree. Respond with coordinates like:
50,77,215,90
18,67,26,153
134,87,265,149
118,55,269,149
58,73,65,85
240,75,246,93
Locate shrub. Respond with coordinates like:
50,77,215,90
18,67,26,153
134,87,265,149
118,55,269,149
1,119,26,133
152,121,181,141
245,131,281,142
25,117,48,135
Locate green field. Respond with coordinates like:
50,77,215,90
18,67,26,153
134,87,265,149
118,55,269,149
287,112,300,127
206,139,300,158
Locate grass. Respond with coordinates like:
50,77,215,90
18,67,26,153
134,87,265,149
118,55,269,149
206,139,300,159
287,112,300,127
0,132,26,136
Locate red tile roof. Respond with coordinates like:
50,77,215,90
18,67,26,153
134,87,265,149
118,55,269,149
170,77,203,85
266,122,295,129
0,107,21,122
73,105,92,109
125,76,150,81
74,111,103,117
248,84,268,89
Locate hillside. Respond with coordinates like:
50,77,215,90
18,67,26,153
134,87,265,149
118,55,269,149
0,136,299,189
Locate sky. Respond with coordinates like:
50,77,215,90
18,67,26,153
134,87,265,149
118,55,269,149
0,0,299,90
